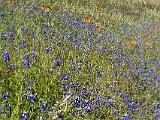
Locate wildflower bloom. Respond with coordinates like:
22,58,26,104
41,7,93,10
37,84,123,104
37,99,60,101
81,87,87,98
83,18,93,24
74,96,80,107
95,22,105,30
41,103,47,112
40,6,51,13
2,93,9,100
1,32,7,40
21,112,27,120
3,50,10,63
9,64,15,71
24,55,30,68
128,40,137,46
8,0,13,6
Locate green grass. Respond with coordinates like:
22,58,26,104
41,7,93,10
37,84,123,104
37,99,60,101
0,0,160,120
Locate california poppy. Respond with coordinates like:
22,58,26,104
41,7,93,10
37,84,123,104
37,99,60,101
83,18,93,24
8,0,13,6
128,40,137,46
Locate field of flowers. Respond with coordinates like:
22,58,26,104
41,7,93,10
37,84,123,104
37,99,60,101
0,0,160,120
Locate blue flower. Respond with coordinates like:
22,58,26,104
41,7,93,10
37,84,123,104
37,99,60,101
9,64,15,71
57,113,64,120
2,93,9,100
74,96,80,107
53,59,60,68
121,114,130,120
24,55,30,68
41,103,47,112
107,99,114,108
61,74,69,81
3,50,10,63
84,104,91,113
81,87,87,98
28,94,37,103
126,102,137,113
1,32,6,40
1,12,4,19
21,112,27,120
9,32,14,37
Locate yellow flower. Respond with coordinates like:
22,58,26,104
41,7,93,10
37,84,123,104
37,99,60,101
128,40,137,46
40,6,51,13
8,0,13,6
83,18,93,24
95,22,105,31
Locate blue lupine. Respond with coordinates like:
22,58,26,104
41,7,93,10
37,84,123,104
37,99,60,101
9,32,14,37
23,94,28,99
74,96,80,107
24,55,30,68
82,99,89,107
121,114,130,120
97,71,102,78
61,74,69,81
41,103,47,111
28,94,37,103
21,39,27,49
9,64,15,71
62,84,68,91
84,104,91,113
81,87,87,98
3,50,10,63
21,112,27,120
31,31,35,38
2,93,9,100
57,113,64,120
155,110,160,119
127,102,137,113
107,99,114,108
53,59,60,68
1,32,7,40
1,12,4,19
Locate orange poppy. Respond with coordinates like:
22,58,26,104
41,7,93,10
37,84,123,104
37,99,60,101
8,0,13,6
40,6,51,13
95,22,105,30
128,40,137,46
83,18,93,24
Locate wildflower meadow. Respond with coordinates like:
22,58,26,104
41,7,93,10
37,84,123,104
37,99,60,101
0,0,160,120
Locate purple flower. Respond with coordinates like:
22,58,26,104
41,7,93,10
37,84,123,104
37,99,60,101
57,113,64,120
84,105,91,113
155,110,160,119
102,46,106,54
74,96,80,107
53,59,60,68
62,84,68,91
97,71,102,78
107,99,114,108
9,32,14,37
82,99,89,107
24,55,30,68
127,102,137,113
2,93,9,100
121,114,130,120
61,74,69,81
1,12,4,19
81,87,87,98
28,94,37,103
21,112,27,120
41,104,47,112
9,64,15,71
1,32,6,40
3,50,10,63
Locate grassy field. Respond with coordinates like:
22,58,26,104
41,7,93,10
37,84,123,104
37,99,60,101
0,0,160,120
